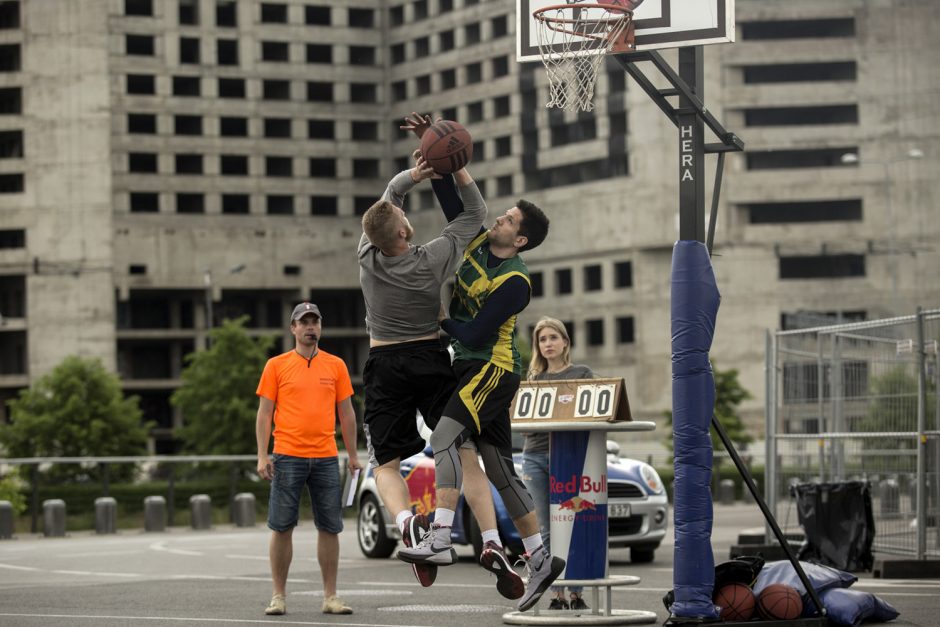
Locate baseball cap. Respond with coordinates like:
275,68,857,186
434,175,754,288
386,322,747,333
291,302,321,322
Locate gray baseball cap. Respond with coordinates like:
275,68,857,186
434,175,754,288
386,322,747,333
291,302,321,321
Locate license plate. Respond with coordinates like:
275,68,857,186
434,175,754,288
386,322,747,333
608,502,631,518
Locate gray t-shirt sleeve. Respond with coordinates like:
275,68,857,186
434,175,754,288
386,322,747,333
358,170,417,255
566,364,595,379
421,181,487,280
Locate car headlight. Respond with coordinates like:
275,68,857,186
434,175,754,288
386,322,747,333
640,465,665,494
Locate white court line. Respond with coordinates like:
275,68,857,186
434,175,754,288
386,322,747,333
0,613,433,626
57,549,148,558
52,570,141,578
0,563,39,572
149,541,203,556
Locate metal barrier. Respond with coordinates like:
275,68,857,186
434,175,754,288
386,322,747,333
0,501,13,539
43,499,66,537
766,307,940,558
232,492,256,527
0,454,349,534
144,495,167,532
95,497,117,534
189,494,212,530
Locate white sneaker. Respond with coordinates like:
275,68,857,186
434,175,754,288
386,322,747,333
396,523,457,566
517,549,566,612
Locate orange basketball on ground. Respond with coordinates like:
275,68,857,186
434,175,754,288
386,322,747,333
713,582,756,621
420,120,472,173
758,583,803,620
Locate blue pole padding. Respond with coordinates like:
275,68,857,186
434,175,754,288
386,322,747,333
670,240,720,619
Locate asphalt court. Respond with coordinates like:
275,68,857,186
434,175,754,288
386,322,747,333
0,505,938,626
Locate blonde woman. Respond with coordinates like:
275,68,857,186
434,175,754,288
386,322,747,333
523,317,594,611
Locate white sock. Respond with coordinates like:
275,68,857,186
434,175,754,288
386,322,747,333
434,508,455,528
481,529,501,547
522,533,543,555
395,510,412,534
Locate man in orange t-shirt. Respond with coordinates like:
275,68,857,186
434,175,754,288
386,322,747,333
255,302,362,617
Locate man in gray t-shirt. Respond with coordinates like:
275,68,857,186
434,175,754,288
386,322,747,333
357,116,503,591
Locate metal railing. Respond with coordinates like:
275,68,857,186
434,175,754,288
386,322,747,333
2,455,262,532
766,307,940,558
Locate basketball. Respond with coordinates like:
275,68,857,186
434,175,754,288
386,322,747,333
757,583,803,620
713,582,756,621
420,120,473,173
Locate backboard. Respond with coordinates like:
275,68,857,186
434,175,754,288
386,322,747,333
517,0,735,62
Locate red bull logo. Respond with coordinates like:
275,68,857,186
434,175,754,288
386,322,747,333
550,474,607,495
558,496,597,513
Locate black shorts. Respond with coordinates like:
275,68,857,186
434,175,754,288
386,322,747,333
363,339,455,467
443,359,520,451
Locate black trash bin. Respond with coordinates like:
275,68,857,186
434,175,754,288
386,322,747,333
790,481,874,572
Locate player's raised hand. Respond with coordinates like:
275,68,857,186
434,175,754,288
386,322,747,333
410,150,440,182
400,112,433,138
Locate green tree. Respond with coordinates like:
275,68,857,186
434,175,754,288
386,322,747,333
0,356,148,482
517,332,533,374
663,362,754,454
0,469,27,514
171,316,275,456
859,366,936,472
862,366,925,433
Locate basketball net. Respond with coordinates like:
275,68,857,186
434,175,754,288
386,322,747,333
534,3,633,112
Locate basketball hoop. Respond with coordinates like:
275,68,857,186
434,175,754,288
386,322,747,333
533,3,635,112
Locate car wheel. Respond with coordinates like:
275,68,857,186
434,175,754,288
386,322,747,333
468,512,484,561
630,547,655,563
358,494,396,558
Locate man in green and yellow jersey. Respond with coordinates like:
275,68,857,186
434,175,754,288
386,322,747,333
398,172,562,612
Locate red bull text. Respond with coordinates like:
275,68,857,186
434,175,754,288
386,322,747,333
549,430,610,579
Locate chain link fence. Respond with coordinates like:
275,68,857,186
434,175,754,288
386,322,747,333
766,308,940,558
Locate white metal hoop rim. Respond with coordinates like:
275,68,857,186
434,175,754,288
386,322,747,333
533,3,633,43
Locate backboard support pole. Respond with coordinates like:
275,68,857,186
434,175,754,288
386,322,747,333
677,47,706,242
613,45,828,624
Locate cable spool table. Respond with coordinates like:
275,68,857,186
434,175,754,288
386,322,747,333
504,420,659,625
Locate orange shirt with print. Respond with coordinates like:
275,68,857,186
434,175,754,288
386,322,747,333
256,350,354,458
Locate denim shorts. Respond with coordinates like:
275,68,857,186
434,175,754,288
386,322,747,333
267,454,343,534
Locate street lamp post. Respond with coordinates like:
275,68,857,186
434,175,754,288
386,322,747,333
203,264,247,343
203,269,214,336
840,148,923,300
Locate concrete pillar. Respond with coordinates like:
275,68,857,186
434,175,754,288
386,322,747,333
719,479,735,505
144,495,166,532
189,494,211,530
0,501,13,539
42,499,66,537
94,496,117,534
232,492,256,527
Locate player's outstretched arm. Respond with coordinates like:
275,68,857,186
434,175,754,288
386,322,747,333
440,276,529,348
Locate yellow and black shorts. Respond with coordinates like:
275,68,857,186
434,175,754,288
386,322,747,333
443,359,520,451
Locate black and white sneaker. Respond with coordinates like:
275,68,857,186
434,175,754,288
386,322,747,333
402,514,437,587
548,597,569,610
517,548,566,612
397,523,457,566
570,595,589,611
479,541,524,599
